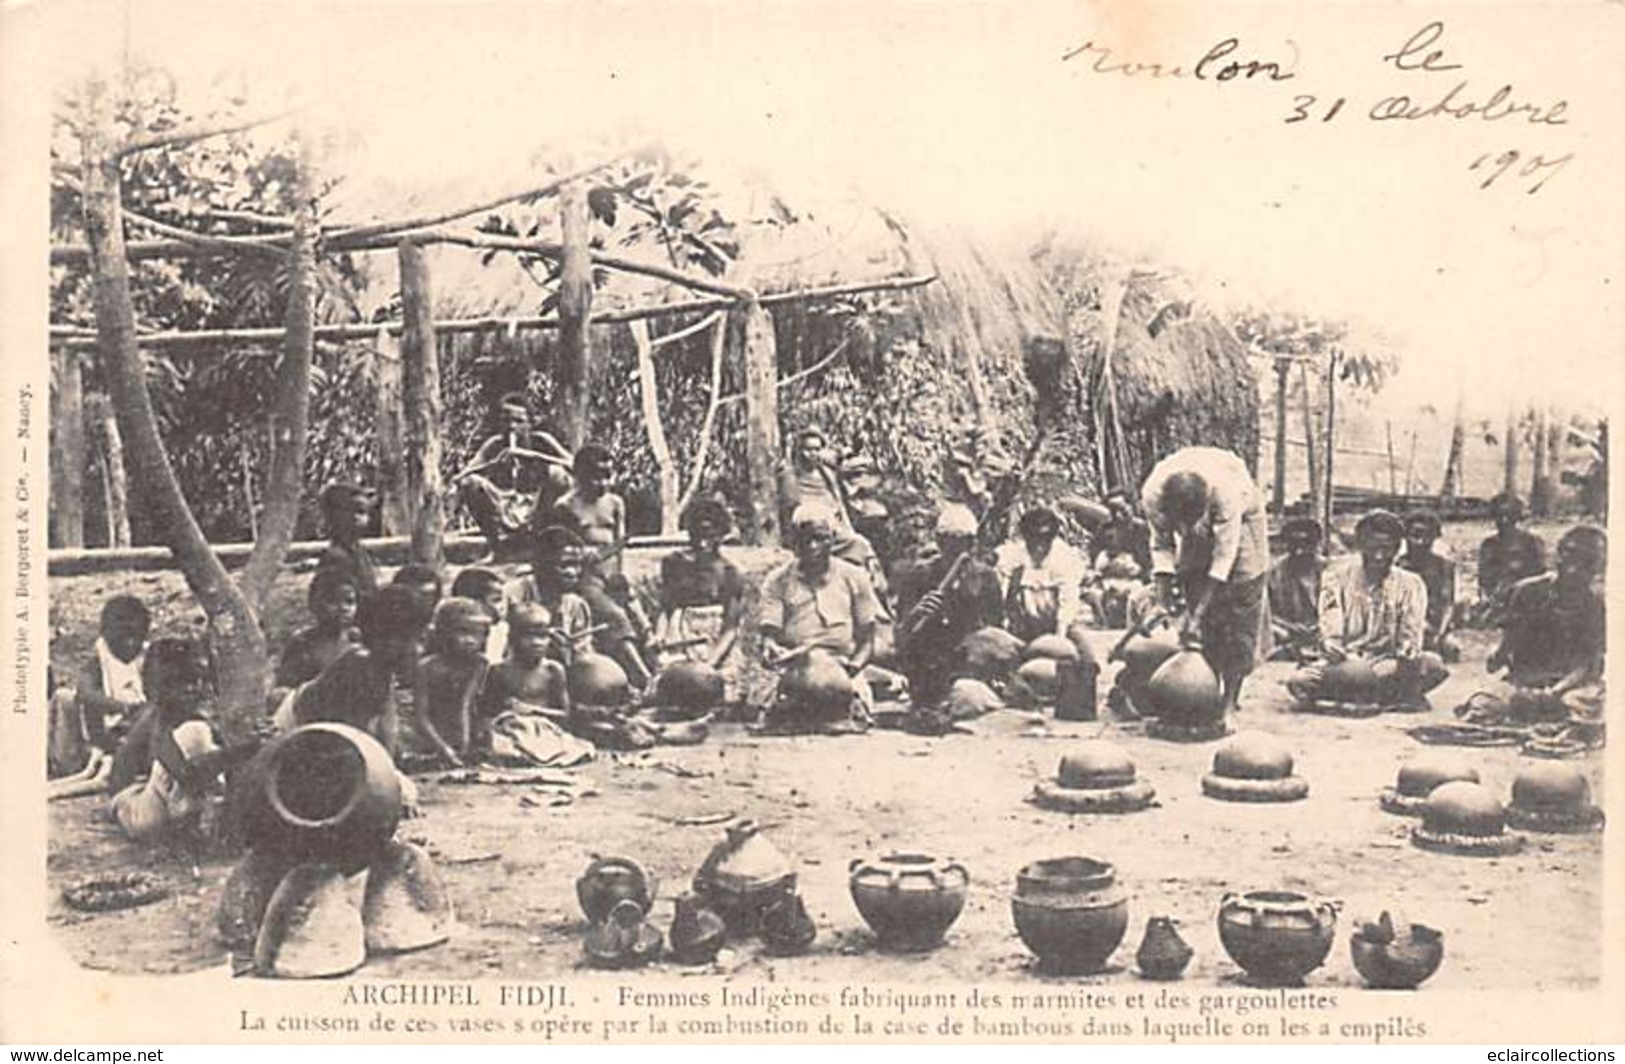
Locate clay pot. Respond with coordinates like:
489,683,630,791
776,649,856,722
584,898,664,969
667,894,727,966
1350,913,1444,990
1318,658,1382,702
576,855,657,923
760,893,818,955
1011,856,1129,974
240,723,403,871
693,820,797,935
1025,634,1080,663
958,627,1026,681
848,853,970,952
1217,891,1338,986
253,863,366,979
654,661,725,716
1421,781,1507,838
568,652,631,707
1057,742,1137,790
1510,763,1591,812
944,678,1003,720
218,848,294,951
1111,624,1181,678
1212,732,1295,781
362,840,451,954
1136,916,1194,980
1016,657,1059,698
1143,647,1224,726
1395,753,1481,798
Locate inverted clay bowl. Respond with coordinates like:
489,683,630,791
1507,763,1603,832
1217,890,1337,986
1420,781,1507,838
1011,856,1129,974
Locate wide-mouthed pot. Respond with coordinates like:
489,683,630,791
1011,856,1128,974
1216,890,1337,986
849,853,969,952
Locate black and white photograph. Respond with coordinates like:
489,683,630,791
1,0,1620,1046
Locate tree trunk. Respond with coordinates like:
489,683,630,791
735,299,781,545
78,76,268,734
372,327,411,536
629,321,680,535
239,134,317,613
49,345,86,547
1440,392,1465,497
398,240,445,570
1385,420,1397,496
89,393,131,548
1298,362,1324,531
1322,350,1338,540
1502,405,1520,498
1271,358,1290,513
1530,404,1554,516
556,179,594,449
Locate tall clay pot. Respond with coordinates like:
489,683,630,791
1011,856,1129,973
1144,645,1224,727
239,724,403,872
849,853,970,952
1217,891,1338,986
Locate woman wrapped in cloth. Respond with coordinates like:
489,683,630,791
651,498,746,701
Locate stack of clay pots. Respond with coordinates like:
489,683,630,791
1201,732,1308,803
218,723,451,978
1410,781,1526,856
1505,763,1605,834
1032,741,1156,813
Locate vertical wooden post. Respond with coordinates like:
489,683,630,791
49,345,85,547
1502,405,1519,497
1440,391,1465,497
1298,362,1323,532
629,321,681,535
399,240,445,570
1385,420,1397,496
557,179,594,450
1322,350,1338,540
1530,404,1553,516
89,392,131,548
735,299,781,545
372,327,411,536
1271,358,1290,513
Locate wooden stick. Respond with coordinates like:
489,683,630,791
122,209,284,257
117,110,297,157
423,228,757,300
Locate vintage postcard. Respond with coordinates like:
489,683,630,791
1,0,1620,1047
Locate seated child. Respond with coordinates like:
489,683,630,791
48,595,151,782
391,563,444,618
450,566,508,663
275,569,360,695
413,598,494,767
504,527,598,665
484,603,571,718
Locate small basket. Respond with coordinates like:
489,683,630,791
62,871,170,912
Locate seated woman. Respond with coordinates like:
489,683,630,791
412,598,494,767
1286,511,1448,710
274,569,360,698
652,498,744,679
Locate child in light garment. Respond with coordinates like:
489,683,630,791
48,595,151,783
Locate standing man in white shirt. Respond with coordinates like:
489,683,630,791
1141,446,1273,714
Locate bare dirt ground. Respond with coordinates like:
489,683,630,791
44,519,1602,989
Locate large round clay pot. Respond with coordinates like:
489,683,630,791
1510,763,1591,812
776,649,856,722
1011,856,1129,973
1112,625,1181,679
1212,732,1295,781
1143,647,1224,726
240,723,403,871
1421,781,1507,838
1318,658,1382,703
1024,634,1080,663
1217,890,1338,986
1016,657,1060,699
1057,742,1137,790
1395,753,1481,798
654,661,725,717
568,652,631,708
958,627,1026,681
848,853,970,952
576,856,657,923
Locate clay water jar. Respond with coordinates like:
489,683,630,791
1113,626,1181,681
1421,782,1507,838
848,853,970,952
1056,742,1138,790
1144,646,1223,726
1510,763,1592,813
1011,856,1129,974
1024,634,1081,663
1016,657,1060,699
576,855,657,923
1217,891,1338,986
1395,753,1481,799
568,652,631,707
584,898,664,969
1318,658,1382,702
776,649,856,722
958,627,1026,681
240,723,403,872
654,661,725,717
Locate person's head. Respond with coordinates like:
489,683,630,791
1280,517,1322,560
356,586,429,676
1489,492,1526,533
1104,489,1135,522
1403,510,1443,554
534,525,586,591
319,481,377,542
496,391,531,435
391,563,443,615
682,498,732,557
307,569,360,632
1555,525,1606,586
1017,505,1061,562
430,597,493,662
572,444,614,493
508,603,554,664
933,502,978,559
142,637,214,720
1159,471,1210,529
449,567,505,622
789,504,836,573
1354,510,1405,578
99,596,151,663
792,426,828,467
